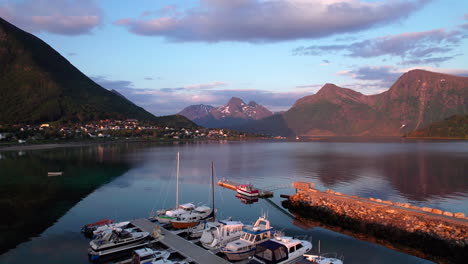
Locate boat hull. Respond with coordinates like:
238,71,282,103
171,221,200,229
223,247,256,261
156,215,174,224
236,189,259,197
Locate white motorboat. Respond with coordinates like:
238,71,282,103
91,221,131,237
304,253,344,264
251,236,312,264
199,219,244,249
115,247,170,264
88,228,150,262
221,215,275,261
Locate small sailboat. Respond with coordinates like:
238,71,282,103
221,215,275,261
236,184,259,197
151,152,195,224
251,236,312,264
170,161,216,229
199,219,244,249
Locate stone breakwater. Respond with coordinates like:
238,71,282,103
282,188,468,264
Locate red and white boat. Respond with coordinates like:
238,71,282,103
236,184,259,197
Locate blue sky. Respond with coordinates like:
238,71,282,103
1,0,467,115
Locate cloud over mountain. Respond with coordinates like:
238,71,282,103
0,0,101,35
114,0,429,43
294,27,467,65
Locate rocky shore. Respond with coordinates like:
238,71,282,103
283,188,468,264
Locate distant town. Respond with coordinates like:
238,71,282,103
0,119,271,145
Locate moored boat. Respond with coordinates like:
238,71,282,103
81,219,114,237
236,184,259,197
170,206,214,229
304,253,344,264
221,215,275,261
154,203,195,224
150,153,196,224
199,219,244,249
251,236,312,264
88,228,150,262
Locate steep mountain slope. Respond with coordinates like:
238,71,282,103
235,70,468,136
179,97,273,128
405,115,468,139
0,17,194,127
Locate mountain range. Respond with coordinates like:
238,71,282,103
0,17,194,127
179,97,273,128
235,70,468,136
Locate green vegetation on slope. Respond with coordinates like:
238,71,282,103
405,115,468,139
0,18,194,127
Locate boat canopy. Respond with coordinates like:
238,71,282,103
254,240,288,264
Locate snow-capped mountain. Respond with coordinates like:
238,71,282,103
178,97,273,128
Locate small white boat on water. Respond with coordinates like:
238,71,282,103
250,236,312,264
47,171,63,177
88,228,150,262
199,219,244,249
221,215,275,261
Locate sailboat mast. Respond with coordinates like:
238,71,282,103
176,152,180,208
211,161,215,220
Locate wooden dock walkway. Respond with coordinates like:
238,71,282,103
218,179,273,197
130,218,230,264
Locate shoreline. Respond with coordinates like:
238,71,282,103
1,135,466,152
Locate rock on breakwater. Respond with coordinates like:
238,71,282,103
282,188,468,264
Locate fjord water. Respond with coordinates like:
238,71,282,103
0,140,467,264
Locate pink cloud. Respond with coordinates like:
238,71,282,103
113,0,430,43
0,0,101,35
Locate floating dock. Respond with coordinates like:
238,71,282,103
130,218,230,264
218,179,273,197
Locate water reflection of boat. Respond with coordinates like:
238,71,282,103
251,236,312,264
236,184,259,196
236,193,259,204
221,215,275,261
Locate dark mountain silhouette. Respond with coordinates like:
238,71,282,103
0,17,194,127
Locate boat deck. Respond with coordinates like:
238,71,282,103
130,218,230,264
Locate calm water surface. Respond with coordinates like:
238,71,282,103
0,140,467,264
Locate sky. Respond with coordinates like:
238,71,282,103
0,0,467,115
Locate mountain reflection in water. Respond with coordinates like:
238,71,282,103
0,140,466,264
